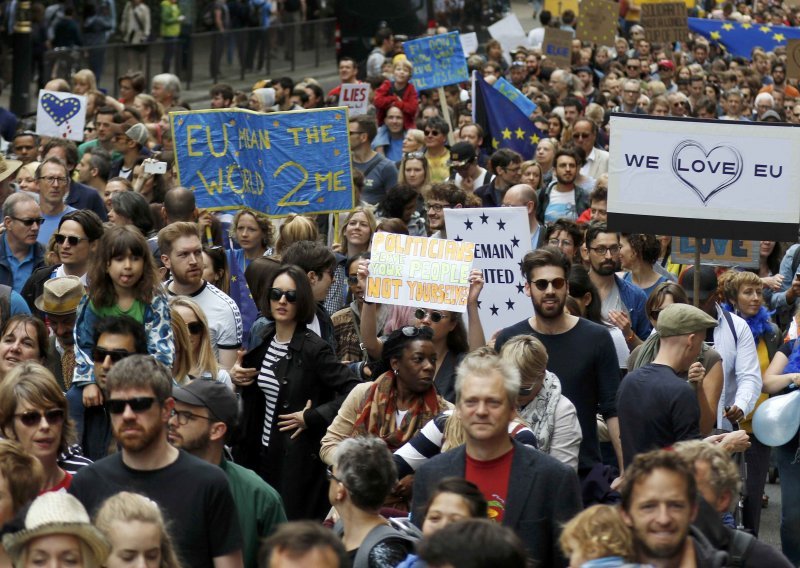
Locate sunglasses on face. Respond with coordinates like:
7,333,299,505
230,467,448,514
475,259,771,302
15,408,65,427
528,277,567,291
54,233,88,246
347,275,359,285
186,321,204,335
269,288,297,303
424,130,441,136
11,216,45,227
414,308,447,323
106,397,156,414
92,347,134,364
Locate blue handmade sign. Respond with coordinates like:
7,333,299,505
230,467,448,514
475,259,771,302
405,32,469,90
493,78,537,118
171,107,355,215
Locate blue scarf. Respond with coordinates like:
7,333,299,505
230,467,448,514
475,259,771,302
785,339,800,376
721,303,773,343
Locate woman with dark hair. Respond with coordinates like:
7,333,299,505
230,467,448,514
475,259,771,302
231,265,359,520
620,233,670,298
545,218,583,263
753,241,784,309
376,184,426,237
0,316,49,382
202,245,230,295
108,190,155,237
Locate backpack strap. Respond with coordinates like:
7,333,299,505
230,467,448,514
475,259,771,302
726,528,757,568
721,309,738,347
353,523,414,568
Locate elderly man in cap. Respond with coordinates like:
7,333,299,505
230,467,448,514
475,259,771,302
38,276,85,392
448,141,491,192
168,379,286,568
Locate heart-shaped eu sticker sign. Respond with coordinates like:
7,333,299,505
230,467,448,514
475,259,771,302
41,93,82,126
671,140,743,205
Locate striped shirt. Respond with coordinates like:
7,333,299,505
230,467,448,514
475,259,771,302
257,337,290,447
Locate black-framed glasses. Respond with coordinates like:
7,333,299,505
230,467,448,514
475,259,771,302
414,308,447,323
348,130,364,136
424,129,441,136
84,126,95,132
92,346,134,364
54,233,88,246
15,408,65,427
347,275,359,285
10,216,45,227
186,321,204,335
269,288,297,303
326,465,342,483
170,408,213,426
589,245,621,256
426,203,446,212
38,176,69,186
528,277,567,291
106,397,156,414
572,132,592,140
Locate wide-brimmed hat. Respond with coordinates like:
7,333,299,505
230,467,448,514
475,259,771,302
34,276,86,315
3,492,110,563
0,155,23,184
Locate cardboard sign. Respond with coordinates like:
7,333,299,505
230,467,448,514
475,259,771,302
640,1,689,44
788,39,800,80
365,234,475,312
35,90,87,142
405,32,469,90
542,28,573,69
607,115,800,241
544,0,579,16
444,207,534,338
576,0,618,46
671,238,759,268
171,107,354,215
460,32,479,56
339,83,370,116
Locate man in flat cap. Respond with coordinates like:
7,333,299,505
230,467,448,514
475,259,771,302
617,303,719,468
37,276,85,392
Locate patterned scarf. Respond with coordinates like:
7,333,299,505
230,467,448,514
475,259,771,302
351,370,445,451
517,371,561,453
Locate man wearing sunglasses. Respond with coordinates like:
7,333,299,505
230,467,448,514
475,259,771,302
572,118,608,181
0,193,45,294
448,142,492,192
70,355,244,568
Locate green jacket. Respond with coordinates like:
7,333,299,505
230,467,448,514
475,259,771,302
160,1,181,37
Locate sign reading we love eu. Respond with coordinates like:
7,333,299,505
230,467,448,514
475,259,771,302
607,115,800,241
36,90,87,142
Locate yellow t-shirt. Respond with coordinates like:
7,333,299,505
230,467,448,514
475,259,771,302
740,338,769,432
426,151,451,184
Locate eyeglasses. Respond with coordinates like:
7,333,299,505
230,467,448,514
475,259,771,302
623,89,641,95
84,126,95,132
426,203,446,212
528,277,567,291
92,346,134,364
326,465,342,483
106,397,156,414
269,288,298,303
518,384,536,397
414,308,447,323
15,409,65,427
424,129,441,136
348,130,364,136
38,176,69,186
404,151,425,159
10,216,45,227
186,321,204,335
548,238,574,247
170,408,213,425
347,275,359,285
572,132,592,140
54,233,88,246
589,245,621,256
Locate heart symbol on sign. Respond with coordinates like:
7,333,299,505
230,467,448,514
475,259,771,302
671,140,743,206
41,93,81,126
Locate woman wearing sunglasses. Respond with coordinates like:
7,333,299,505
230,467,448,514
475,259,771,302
170,296,232,386
231,265,360,521
0,362,89,494
321,326,450,511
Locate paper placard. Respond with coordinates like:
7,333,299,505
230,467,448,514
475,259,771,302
36,90,87,142
339,83,370,116
576,0,618,46
405,32,469,90
444,207,534,338
788,39,800,80
671,238,759,268
488,14,529,63
365,234,475,312
608,114,800,241
542,28,573,69
639,2,689,44
460,32,479,56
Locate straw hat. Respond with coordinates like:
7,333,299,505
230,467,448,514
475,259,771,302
3,492,110,562
0,155,23,184
34,276,86,315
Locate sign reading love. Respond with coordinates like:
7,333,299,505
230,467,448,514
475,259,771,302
40,93,82,126
35,90,87,142
671,140,743,205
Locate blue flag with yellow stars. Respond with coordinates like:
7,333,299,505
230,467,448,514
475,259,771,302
688,17,800,59
227,239,259,348
472,73,543,160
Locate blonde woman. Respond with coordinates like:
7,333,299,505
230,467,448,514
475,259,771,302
14,162,41,202
170,297,232,386
133,93,165,143
169,307,194,385
71,69,97,95
274,214,318,257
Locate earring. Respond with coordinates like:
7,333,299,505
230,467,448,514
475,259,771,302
393,368,398,377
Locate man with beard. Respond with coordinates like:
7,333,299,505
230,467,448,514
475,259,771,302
69,355,244,568
494,247,624,486
582,222,651,345
169,379,287,568
538,149,591,224
159,222,242,369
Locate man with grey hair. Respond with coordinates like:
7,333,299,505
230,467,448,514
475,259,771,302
151,73,182,108
0,192,45,292
501,184,545,249
411,350,581,566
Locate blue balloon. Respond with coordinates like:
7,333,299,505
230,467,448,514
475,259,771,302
753,389,800,447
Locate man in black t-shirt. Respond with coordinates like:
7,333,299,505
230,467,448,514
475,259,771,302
495,247,623,482
69,355,243,568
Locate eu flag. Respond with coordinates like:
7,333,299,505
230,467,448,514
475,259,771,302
688,17,800,59
472,73,543,160
227,240,259,348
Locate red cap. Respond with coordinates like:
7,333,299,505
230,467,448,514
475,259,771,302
658,59,675,70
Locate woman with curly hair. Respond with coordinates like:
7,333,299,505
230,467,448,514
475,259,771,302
620,233,671,298
228,209,275,272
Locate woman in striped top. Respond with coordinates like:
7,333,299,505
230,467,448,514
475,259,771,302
232,265,360,521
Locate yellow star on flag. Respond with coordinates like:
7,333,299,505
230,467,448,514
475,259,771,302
231,275,237,282
273,120,280,127
722,23,734,30
530,133,540,144
741,22,752,29
334,149,340,156
317,197,325,203
502,128,512,140
515,127,525,139
774,33,786,41
334,113,341,120
710,31,721,40
492,138,500,149
760,26,771,33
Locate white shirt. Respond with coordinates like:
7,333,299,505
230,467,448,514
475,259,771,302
168,281,243,355
580,147,596,177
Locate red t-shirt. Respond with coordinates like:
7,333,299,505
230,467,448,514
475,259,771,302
41,470,72,495
465,447,515,522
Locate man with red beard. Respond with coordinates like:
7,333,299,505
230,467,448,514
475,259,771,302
494,247,623,489
69,355,244,568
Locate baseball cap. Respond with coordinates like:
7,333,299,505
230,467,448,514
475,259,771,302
449,142,477,167
172,379,239,426
658,60,675,71
125,123,149,146
679,265,718,302
656,303,718,337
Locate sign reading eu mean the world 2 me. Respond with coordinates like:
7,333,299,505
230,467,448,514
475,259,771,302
171,107,354,215
607,115,800,241
405,31,469,90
